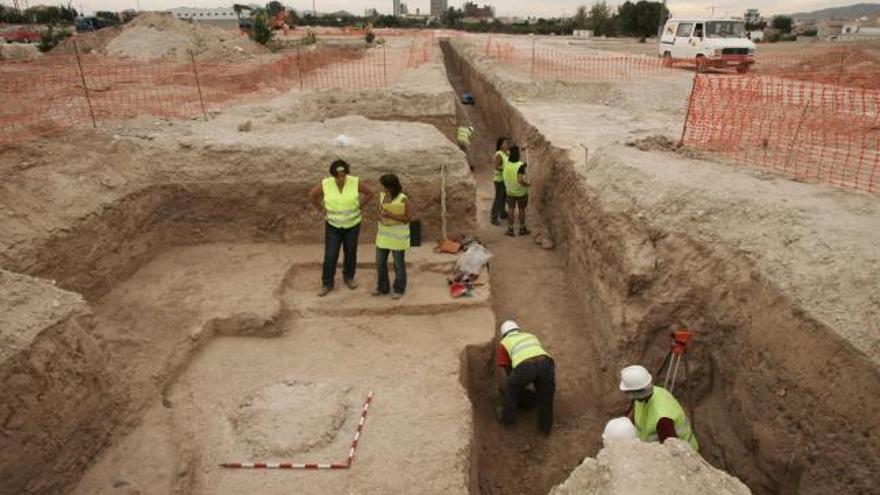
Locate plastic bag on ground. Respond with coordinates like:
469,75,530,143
455,243,492,276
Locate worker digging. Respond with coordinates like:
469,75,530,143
495,320,556,434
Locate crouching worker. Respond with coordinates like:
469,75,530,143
496,320,555,434
619,365,699,450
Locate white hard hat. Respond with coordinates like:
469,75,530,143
619,365,652,392
500,320,520,337
468,126,474,131
602,417,638,444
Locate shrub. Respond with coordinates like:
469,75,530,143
365,30,376,44
38,26,72,52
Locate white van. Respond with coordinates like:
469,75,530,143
659,18,756,73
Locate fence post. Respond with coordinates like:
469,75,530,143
679,72,700,146
189,51,209,121
530,35,536,80
72,40,97,129
295,43,304,91
382,43,388,87
784,101,811,173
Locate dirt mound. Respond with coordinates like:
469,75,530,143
552,440,751,495
56,12,268,61
626,134,679,152
0,42,41,60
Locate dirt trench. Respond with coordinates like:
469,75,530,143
441,39,880,495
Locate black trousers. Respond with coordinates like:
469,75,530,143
491,181,508,220
321,222,360,289
502,357,555,433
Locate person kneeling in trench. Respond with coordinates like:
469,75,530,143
495,320,555,434
308,159,374,297
618,364,699,451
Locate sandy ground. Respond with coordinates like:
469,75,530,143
72,243,492,494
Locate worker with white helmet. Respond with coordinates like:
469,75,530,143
619,364,699,450
496,320,555,433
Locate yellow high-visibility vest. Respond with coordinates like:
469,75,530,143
634,386,699,451
503,160,528,198
493,150,507,183
376,192,410,251
457,127,474,145
322,176,361,229
501,331,549,368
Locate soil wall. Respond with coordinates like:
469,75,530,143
442,38,880,495
0,116,475,300
0,271,123,495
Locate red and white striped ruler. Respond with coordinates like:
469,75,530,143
221,390,374,470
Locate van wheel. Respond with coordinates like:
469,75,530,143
695,55,708,73
736,64,750,74
662,52,673,67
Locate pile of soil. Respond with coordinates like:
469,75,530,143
54,12,269,61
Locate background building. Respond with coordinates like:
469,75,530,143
167,7,238,29
430,0,448,17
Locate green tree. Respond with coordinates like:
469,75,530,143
266,1,284,17
588,1,613,36
617,1,667,39
771,15,793,34
250,10,274,45
572,5,588,30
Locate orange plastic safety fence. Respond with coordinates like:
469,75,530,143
0,41,431,145
682,74,880,194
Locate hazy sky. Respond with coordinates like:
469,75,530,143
2,0,866,18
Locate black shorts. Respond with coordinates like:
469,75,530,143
506,195,528,208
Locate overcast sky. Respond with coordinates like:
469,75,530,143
2,0,866,18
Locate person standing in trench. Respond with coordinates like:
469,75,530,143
308,159,375,297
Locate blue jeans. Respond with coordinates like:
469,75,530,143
492,181,508,220
375,247,406,295
322,222,360,289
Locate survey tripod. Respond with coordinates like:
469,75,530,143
655,329,692,394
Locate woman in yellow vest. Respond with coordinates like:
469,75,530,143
503,145,530,237
491,137,510,225
373,174,411,299
308,160,374,297
619,365,699,451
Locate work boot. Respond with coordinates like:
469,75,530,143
371,288,385,296
317,286,332,297
519,226,531,236
344,279,358,290
391,292,403,300
505,227,515,237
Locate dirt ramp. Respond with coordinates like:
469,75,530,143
0,270,122,495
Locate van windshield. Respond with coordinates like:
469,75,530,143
705,21,746,38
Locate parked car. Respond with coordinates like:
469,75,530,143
659,18,756,73
3,28,41,43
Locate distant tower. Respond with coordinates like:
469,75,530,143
393,0,401,16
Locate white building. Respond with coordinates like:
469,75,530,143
168,7,238,29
